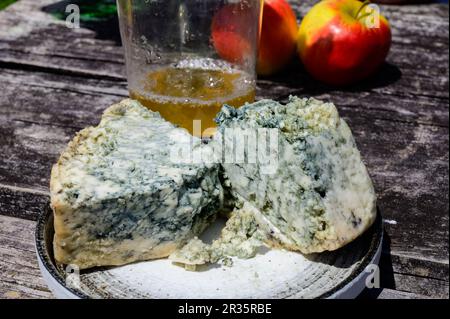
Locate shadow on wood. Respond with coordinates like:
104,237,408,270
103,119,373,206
42,0,121,45
261,58,402,95
357,230,395,299
379,231,396,290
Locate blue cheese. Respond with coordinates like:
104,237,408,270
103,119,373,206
213,96,377,254
51,99,223,269
52,96,377,270
169,203,267,269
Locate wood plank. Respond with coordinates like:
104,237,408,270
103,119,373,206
0,0,448,298
359,287,432,299
376,288,432,299
0,71,127,196
392,273,449,299
260,61,449,127
350,118,449,265
380,289,431,299
0,68,127,128
388,251,449,282
0,214,442,299
0,62,447,134
292,1,450,102
0,0,447,129
0,185,49,221
0,0,125,79
0,69,447,281
0,215,53,299
378,248,449,298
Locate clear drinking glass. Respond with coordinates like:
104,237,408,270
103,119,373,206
117,0,262,137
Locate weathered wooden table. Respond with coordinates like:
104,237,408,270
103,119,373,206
0,0,448,299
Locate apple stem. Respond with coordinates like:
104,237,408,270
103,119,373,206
355,0,372,21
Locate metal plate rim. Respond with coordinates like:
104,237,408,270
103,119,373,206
35,206,383,299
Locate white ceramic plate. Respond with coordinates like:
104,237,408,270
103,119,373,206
35,206,382,299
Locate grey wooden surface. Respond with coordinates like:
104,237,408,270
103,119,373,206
0,0,448,299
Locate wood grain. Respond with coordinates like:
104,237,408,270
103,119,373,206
0,0,448,299
0,0,124,78
0,0,448,101
0,215,53,299
359,287,432,299
0,215,436,300
392,273,449,299
0,68,447,267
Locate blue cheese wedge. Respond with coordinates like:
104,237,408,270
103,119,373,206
51,99,223,269
212,96,377,254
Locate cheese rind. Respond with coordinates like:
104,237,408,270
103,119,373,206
51,99,222,269
213,96,377,254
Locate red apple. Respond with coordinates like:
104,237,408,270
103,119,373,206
211,0,298,76
257,0,298,76
297,0,392,86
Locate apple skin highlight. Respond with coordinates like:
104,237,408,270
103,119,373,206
257,0,299,76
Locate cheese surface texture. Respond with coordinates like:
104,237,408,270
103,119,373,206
51,96,377,270
169,202,267,269
212,96,377,254
51,99,222,269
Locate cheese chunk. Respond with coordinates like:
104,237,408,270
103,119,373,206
51,99,223,269
213,96,377,254
169,202,267,269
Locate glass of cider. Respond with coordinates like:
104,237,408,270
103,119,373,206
117,0,262,137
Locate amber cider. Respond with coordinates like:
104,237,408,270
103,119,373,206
129,59,255,137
